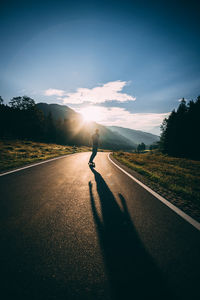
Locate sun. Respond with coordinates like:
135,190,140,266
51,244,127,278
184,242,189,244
80,106,102,122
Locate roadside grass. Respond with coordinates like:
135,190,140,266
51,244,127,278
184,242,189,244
0,140,91,173
113,151,200,221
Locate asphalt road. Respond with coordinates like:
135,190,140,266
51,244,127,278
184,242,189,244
0,152,200,300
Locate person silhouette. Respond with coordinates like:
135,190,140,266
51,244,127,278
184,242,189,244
88,129,99,167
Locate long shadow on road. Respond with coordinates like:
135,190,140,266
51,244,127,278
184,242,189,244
89,166,173,300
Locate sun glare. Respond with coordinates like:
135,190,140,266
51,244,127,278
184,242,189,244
80,107,102,122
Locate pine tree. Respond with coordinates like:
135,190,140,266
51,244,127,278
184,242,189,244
0,96,4,105
160,96,200,160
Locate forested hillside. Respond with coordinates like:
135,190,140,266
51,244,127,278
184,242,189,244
160,96,200,160
0,96,134,150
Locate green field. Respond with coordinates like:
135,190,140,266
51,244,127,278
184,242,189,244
0,140,90,172
113,151,200,221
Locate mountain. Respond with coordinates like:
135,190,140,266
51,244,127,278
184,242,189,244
36,103,135,150
107,126,160,146
36,103,77,119
36,103,159,149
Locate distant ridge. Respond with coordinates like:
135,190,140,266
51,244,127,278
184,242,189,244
107,126,160,146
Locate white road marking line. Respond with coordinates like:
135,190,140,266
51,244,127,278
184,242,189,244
0,153,77,177
108,153,200,232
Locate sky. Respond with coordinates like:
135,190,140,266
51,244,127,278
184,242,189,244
0,0,200,135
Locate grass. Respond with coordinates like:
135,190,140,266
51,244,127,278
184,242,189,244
113,151,200,221
0,140,91,173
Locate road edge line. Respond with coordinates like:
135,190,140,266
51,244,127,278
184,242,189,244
0,153,77,177
108,153,200,232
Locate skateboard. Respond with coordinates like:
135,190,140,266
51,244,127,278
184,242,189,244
88,162,95,168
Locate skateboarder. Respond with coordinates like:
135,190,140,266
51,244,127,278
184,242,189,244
88,129,100,167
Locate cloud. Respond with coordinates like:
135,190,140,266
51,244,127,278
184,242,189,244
76,106,169,135
101,107,169,134
44,81,136,104
44,88,65,97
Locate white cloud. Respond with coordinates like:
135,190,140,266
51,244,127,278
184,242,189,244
44,88,65,97
76,106,169,135
102,108,169,134
102,108,170,135
44,81,136,104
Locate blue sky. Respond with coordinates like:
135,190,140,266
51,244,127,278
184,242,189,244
0,0,200,134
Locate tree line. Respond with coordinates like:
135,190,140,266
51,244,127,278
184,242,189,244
0,96,90,146
160,96,200,160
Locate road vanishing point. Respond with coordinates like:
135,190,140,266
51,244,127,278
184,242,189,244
0,152,199,300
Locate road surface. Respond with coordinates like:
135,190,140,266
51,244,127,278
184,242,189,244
0,152,199,299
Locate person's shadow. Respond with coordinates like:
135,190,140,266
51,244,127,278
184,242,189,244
89,166,173,300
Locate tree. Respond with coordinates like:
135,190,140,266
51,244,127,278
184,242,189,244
0,96,4,105
177,98,187,115
160,96,200,160
137,142,146,153
9,96,35,110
